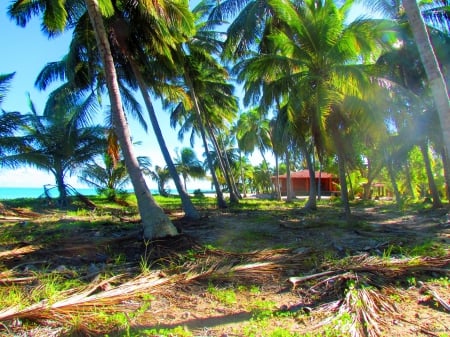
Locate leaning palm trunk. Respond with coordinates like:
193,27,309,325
183,71,227,208
128,61,200,220
206,124,240,203
403,0,450,162
85,0,177,239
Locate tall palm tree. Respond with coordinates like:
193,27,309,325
104,0,202,220
8,0,182,238
0,95,105,207
168,3,240,206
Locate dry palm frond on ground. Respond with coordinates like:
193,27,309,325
0,248,448,336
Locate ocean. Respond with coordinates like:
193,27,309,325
0,187,214,200
0,187,99,200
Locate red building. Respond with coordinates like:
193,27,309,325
272,170,340,196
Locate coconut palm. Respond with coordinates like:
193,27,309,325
149,165,171,197
233,0,396,218
235,109,272,163
0,95,105,207
174,147,206,191
103,0,202,220
79,152,152,202
8,0,184,238
357,0,450,166
168,3,240,206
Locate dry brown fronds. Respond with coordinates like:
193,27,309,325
315,284,398,337
0,272,176,333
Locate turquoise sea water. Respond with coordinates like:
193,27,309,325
0,187,214,200
0,187,98,200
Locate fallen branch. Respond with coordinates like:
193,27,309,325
418,281,450,312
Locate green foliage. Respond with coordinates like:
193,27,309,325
207,283,237,306
133,326,192,337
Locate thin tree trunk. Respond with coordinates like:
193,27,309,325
336,149,351,221
182,71,227,208
304,149,317,210
403,0,450,162
207,125,240,203
404,161,416,199
129,61,200,220
440,146,450,202
274,152,281,200
239,150,248,198
85,0,177,239
285,149,294,202
419,142,443,208
384,150,403,208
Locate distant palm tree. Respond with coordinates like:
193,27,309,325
79,153,152,202
174,147,206,191
149,165,171,197
0,96,106,207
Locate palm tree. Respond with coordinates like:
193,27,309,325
103,1,202,220
79,152,152,202
0,95,105,207
149,165,171,197
8,0,181,238
174,147,206,191
402,0,450,194
235,109,272,164
168,4,240,207
231,0,395,216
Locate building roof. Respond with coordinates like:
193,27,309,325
274,170,336,179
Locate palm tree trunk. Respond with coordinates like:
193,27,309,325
239,150,248,198
85,0,177,239
274,152,281,200
201,126,228,208
440,146,450,202
419,142,443,208
183,71,227,208
384,150,403,208
300,139,317,210
336,149,351,221
207,125,240,203
128,61,200,220
285,149,294,202
404,161,416,199
55,167,68,208
403,0,450,161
